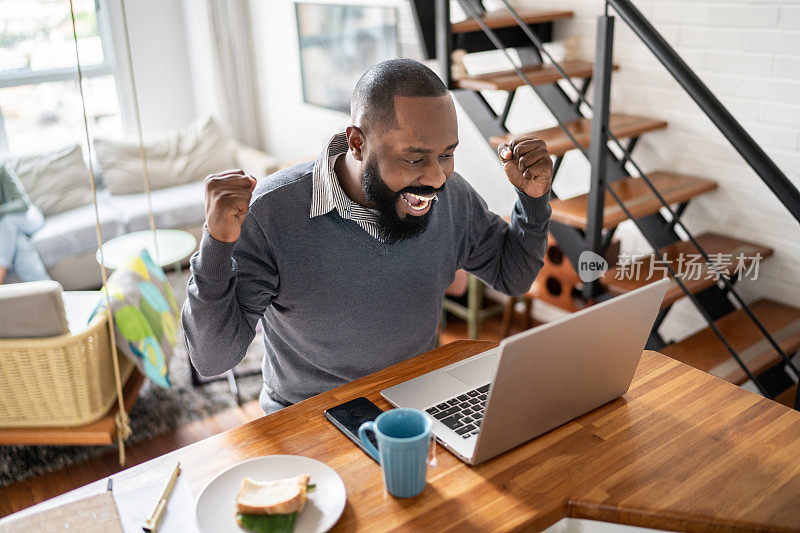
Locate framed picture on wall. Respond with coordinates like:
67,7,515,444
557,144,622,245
295,3,400,113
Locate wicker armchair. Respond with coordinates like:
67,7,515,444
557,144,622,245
0,281,134,428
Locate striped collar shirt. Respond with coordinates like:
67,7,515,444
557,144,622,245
310,133,383,240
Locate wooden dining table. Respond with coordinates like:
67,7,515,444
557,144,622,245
3,340,800,531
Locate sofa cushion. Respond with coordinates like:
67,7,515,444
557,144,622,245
0,280,69,338
109,180,206,233
31,194,127,267
4,145,91,216
94,116,237,194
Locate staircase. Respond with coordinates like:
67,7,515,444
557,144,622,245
411,0,800,408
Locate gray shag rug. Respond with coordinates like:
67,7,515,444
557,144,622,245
0,273,265,488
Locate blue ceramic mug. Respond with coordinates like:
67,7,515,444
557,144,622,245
358,408,433,498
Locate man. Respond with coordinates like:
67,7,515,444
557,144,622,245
183,59,552,414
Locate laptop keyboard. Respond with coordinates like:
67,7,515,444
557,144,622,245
425,383,490,438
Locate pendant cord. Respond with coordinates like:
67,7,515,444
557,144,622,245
69,0,131,466
118,0,160,261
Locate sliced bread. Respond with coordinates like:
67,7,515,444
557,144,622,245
235,474,311,515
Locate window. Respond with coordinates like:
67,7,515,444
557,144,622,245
0,0,122,156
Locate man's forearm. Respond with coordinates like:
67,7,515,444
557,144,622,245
182,229,259,376
467,189,551,297
497,189,551,295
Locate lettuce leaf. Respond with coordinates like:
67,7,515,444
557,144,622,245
236,512,297,533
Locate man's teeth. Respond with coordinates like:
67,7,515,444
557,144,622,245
402,192,435,211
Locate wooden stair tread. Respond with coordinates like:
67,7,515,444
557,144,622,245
489,114,668,155
452,8,573,34
455,61,597,91
0,370,144,446
603,232,773,309
662,299,800,386
775,385,798,408
550,171,717,230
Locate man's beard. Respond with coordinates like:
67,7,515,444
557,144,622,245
361,158,442,244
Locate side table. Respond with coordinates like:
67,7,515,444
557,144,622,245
96,229,197,279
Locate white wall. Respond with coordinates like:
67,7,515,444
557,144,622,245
182,0,223,128
104,0,196,136
249,0,355,161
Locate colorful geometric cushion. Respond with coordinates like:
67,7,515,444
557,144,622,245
91,250,179,387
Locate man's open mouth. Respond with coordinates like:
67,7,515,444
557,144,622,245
400,191,436,212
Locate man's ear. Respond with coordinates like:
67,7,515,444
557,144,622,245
345,125,365,161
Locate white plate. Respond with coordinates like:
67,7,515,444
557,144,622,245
195,455,346,533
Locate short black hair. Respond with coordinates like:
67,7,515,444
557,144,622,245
351,58,448,132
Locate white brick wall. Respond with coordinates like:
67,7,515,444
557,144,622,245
505,0,800,340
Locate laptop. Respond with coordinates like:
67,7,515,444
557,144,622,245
381,278,669,465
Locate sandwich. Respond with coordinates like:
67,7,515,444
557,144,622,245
235,474,315,533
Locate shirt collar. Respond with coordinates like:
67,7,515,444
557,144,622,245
310,132,372,220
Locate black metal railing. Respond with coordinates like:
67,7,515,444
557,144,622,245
608,0,800,226
446,0,800,401
596,0,800,402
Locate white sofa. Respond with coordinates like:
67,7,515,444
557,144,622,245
2,117,277,289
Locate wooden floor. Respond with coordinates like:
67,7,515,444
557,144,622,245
0,304,534,518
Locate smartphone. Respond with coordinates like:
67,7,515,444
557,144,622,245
324,397,383,463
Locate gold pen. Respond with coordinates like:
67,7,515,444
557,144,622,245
143,462,181,532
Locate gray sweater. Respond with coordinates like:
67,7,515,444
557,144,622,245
183,161,550,409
